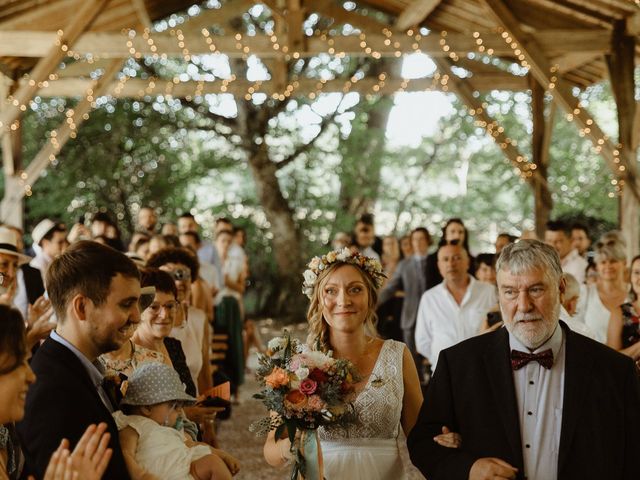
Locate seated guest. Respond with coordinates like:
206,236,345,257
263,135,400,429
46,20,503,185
426,218,476,290
147,249,212,395
30,219,68,283
571,222,592,258
474,253,496,285
560,273,595,339
574,233,628,343
0,305,112,480
494,232,516,254
16,241,140,479
545,220,587,283
607,254,640,361
130,268,196,397
115,363,239,480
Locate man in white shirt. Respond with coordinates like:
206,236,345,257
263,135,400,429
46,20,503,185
408,240,640,480
545,220,587,284
415,240,497,370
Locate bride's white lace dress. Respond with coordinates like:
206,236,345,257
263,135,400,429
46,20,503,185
318,339,407,480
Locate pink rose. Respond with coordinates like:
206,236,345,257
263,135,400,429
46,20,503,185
299,378,317,395
307,395,326,412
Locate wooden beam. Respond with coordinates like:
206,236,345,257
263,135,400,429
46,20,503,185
131,0,152,29
396,0,443,31
433,57,546,189
37,71,529,98
530,74,553,238
552,51,602,73
480,0,638,202
311,0,397,34
181,0,255,31
18,60,123,197
0,73,23,227
0,0,109,133
0,29,612,59
606,20,638,257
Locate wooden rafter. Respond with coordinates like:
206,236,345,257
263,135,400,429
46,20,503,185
311,0,397,33
0,29,612,59
16,60,123,198
36,71,529,98
131,0,152,29
433,57,546,189
0,0,109,132
395,0,443,31
480,0,640,202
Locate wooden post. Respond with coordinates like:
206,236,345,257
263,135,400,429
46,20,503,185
0,74,23,228
530,75,553,239
606,21,638,259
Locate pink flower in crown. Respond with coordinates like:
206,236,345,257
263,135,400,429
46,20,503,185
299,378,318,395
308,256,322,270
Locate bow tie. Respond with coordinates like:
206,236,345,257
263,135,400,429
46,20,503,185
510,348,554,370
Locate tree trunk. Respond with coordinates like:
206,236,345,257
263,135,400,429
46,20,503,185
335,58,399,233
245,143,305,318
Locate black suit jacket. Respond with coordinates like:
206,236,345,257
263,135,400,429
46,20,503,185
407,323,640,480
16,337,131,480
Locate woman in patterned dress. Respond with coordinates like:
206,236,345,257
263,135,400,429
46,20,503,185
607,254,640,363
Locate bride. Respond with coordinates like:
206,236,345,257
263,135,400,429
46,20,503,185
263,249,458,479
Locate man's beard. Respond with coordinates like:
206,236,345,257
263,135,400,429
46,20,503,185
502,303,560,350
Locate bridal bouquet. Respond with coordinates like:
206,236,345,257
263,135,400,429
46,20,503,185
250,330,359,479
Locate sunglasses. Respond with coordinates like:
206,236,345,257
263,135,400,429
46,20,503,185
168,268,191,281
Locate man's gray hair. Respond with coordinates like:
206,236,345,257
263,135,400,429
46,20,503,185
563,273,580,299
496,239,563,284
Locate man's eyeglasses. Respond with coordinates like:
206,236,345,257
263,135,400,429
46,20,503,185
168,268,191,281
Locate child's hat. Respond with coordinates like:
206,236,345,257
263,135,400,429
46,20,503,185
120,362,196,406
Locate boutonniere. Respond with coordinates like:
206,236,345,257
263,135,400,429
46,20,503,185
371,375,385,388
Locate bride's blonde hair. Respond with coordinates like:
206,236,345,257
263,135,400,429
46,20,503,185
306,262,379,352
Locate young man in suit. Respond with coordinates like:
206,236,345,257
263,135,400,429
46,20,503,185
408,239,640,480
378,227,431,374
17,240,141,479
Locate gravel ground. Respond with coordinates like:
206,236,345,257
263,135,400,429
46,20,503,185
215,319,425,480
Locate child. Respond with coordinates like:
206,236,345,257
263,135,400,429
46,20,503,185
113,362,240,480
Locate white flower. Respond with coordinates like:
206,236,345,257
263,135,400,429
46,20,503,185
268,337,287,351
295,367,310,379
303,269,318,285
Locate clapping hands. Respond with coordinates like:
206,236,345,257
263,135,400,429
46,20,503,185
32,423,113,480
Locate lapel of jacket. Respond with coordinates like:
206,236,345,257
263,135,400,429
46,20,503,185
483,328,524,466
39,338,115,412
557,322,594,473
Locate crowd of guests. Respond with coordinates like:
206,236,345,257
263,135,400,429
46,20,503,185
0,207,253,479
1,206,639,479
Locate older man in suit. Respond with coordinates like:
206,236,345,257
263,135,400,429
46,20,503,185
407,239,640,480
378,227,431,372
17,241,140,479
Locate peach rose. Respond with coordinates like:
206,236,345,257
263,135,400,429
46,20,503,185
265,367,290,388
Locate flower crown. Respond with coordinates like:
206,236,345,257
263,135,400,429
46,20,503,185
302,247,386,299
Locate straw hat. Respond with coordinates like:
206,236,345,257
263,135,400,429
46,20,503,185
0,227,31,264
32,219,57,245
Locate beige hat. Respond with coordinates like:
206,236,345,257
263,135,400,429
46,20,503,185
32,219,57,245
0,227,31,264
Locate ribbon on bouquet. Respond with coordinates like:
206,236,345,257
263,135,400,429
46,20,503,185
293,429,324,480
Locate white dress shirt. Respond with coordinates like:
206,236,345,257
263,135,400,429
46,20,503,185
415,275,497,369
509,324,565,480
559,306,595,339
561,249,588,284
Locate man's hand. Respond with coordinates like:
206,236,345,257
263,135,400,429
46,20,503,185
469,457,518,480
433,425,462,448
26,296,55,347
69,423,113,480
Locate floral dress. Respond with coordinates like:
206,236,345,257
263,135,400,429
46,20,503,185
619,302,640,348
